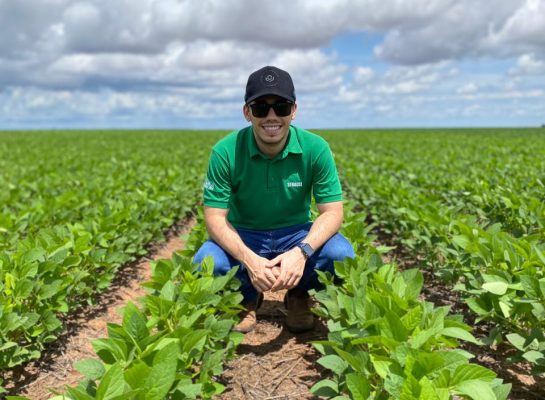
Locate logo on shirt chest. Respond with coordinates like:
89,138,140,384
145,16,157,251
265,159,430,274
287,181,303,188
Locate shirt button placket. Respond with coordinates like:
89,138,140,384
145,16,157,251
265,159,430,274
267,160,274,189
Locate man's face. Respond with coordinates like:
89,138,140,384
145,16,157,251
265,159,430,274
243,95,297,151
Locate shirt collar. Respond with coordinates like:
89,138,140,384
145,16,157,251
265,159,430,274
249,125,303,160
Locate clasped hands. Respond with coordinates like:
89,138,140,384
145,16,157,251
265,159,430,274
245,248,307,292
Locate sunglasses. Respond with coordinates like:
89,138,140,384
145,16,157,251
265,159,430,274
248,101,293,118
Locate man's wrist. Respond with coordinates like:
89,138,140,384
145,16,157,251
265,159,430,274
296,242,314,259
241,250,258,269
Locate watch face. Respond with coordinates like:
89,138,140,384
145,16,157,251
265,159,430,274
299,243,314,257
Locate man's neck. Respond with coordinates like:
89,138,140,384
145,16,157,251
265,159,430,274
255,135,289,159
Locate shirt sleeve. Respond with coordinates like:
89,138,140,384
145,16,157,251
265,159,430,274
203,149,231,208
312,144,343,203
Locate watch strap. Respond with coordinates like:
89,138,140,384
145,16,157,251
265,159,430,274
297,242,314,259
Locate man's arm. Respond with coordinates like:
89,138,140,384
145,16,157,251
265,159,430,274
300,201,343,251
269,200,344,291
204,206,277,293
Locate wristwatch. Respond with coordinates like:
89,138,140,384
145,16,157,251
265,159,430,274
296,242,314,259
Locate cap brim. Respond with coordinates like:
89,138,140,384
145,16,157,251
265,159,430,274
246,88,295,104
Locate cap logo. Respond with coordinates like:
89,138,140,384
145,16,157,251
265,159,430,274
261,70,279,86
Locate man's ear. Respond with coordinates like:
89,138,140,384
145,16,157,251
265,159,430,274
291,103,298,120
243,104,251,121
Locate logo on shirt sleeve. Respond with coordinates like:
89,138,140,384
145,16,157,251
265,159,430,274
204,178,215,191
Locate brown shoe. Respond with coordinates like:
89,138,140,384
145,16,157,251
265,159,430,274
233,293,263,333
284,288,315,333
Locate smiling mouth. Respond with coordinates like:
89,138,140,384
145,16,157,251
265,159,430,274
263,124,281,133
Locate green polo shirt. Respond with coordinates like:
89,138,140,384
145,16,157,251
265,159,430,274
203,125,342,230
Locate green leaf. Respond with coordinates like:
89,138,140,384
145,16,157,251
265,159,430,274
311,379,339,397
92,338,128,364
522,350,545,364
505,333,527,351
200,349,226,377
452,235,470,249
181,329,208,355
371,354,393,379
144,341,178,400
159,280,176,301
465,298,491,316
96,362,125,400
6,397,35,400
65,385,96,400
492,382,512,400
451,364,496,385
174,382,203,399
453,379,496,400
335,346,369,373
498,301,512,318
122,302,149,344
440,327,480,345
24,247,46,263
74,358,106,380
124,361,151,389
209,320,233,340
317,354,349,376
401,269,423,300
383,310,408,342
481,281,508,295
419,376,449,400
345,372,370,400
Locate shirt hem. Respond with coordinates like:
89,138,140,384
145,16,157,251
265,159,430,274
315,194,343,203
203,201,229,209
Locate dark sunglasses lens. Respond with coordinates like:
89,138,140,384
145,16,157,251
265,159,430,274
272,103,292,117
250,102,292,118
250,103,269,118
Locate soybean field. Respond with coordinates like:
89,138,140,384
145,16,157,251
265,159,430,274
1,128,544,399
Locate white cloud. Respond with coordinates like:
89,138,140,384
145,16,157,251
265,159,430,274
354,67,375,84
485,0,545,55
509,53,545,75
374,1,529,64
457,83,479,94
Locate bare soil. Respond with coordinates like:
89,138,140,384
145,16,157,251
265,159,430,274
217,290,328,400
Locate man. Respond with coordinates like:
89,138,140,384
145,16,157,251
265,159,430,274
194,66,354,333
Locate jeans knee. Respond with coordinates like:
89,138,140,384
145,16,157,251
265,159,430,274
193,241,233,275
321,233,355,261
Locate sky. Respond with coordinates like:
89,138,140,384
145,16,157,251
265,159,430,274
1,0,544,130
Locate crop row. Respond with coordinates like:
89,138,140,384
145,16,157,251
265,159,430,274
8,212,243,399
20,209,510,399
0,131,224,379
325,129,545,373
310,210,511,399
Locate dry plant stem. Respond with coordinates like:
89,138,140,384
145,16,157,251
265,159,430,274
269,356,303,395
272,355,300,368
265,392,309,400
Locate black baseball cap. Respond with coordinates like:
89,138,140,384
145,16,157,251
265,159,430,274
244,66,296,104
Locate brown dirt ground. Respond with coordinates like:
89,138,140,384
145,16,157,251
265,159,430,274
217,290,329,400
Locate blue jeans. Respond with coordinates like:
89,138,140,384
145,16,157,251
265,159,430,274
193,222,355,303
